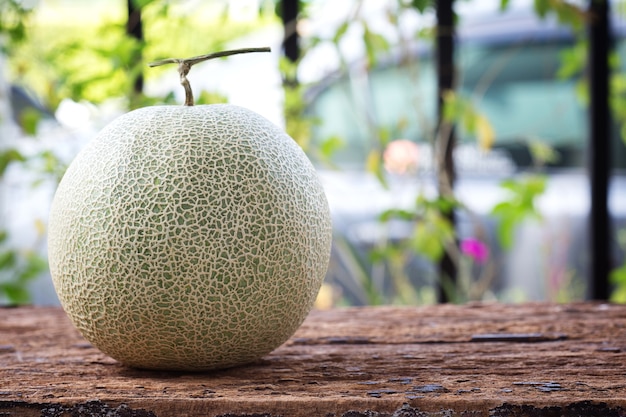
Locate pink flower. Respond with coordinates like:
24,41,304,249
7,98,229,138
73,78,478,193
460,238,489,264
383,139,419,175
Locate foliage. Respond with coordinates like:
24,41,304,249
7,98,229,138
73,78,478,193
491,176,546,250
288,0,509,303
279,57,317,151
277,0,626,305
611,263,626,303
379,195,457,263
543,1,626,302
611,230,626,303
0,0,32,51
0,1,270,305
2,0,625,305
0,125,55,305
0,0,43,305
7,2,271,111
442,90,495,151
0,230,47,305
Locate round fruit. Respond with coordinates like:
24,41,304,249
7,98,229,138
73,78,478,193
47,102,332,371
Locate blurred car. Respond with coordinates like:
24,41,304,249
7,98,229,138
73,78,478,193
305,4,626,303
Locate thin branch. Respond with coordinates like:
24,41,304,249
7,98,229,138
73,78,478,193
148,47,271,106
148,47,271,68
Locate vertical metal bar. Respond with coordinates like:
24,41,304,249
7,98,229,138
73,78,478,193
281,0,299,64
126,0,143,96
588,0,612,300
436,0,457,303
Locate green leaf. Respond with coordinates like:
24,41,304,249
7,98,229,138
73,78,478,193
131,0,158,9
553,2,585,30
0,149,26,177
412,222,443,261
475,114,495,151
319,135,345,159
17,253,47,282
525,176,547,196
610,263,626,303
410,211,453,262
557,41,586,80
279,56,299,81
366,149,388,189
377,125,392,147
528,139,560,166
533,0,550,18
494,211,519,249
0,283,31,305
442,91,496,151
441,90,461,123
611,263,626,284
490,175,546,249
362,22,389,68
379,208,416,223
531,0,585,28
0,251,16,270
332,21,350,45
415,194,459,214
0,0,31,49
370,246,402,264
195,90,228,105
411,0,432,13
18,107,42,135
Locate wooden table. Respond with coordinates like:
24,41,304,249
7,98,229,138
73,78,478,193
1,302,626,417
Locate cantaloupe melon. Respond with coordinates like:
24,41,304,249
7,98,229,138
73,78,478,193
47,100,332,371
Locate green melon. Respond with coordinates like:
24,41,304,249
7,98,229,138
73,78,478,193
47,104,332,371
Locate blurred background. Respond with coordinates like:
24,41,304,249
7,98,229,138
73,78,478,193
1,0,625,307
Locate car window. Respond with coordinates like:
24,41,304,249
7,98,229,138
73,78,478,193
460,40,584,145
309,34,626,170
309,58,437,168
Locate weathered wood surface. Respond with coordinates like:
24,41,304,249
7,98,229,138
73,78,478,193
2,302,626,417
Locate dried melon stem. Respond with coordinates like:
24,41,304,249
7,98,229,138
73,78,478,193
148,47,271,106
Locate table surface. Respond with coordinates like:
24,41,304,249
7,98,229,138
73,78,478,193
1,302,626,417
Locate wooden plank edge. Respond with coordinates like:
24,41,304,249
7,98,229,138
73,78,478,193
2,397,626,417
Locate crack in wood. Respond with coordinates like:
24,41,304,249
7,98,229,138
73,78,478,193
470,333,568,343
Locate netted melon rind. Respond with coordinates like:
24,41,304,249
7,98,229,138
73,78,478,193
47,104,332,371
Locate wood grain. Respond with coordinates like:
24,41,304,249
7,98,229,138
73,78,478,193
2,302,626,416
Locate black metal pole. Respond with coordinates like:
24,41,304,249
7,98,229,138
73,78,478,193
436,0,457,303
281,0,300,65
127,0,144,95
588,0,612,300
